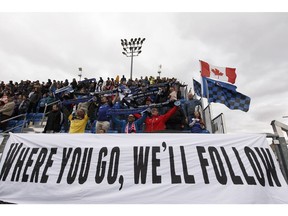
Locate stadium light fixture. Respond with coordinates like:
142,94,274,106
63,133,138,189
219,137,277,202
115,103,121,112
78,67,82,81
158,65,162,78
121,37,145,80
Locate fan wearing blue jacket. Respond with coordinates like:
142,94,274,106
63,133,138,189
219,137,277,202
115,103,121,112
112,112,148,133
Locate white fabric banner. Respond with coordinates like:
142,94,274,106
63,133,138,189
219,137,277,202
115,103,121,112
0,133,287,204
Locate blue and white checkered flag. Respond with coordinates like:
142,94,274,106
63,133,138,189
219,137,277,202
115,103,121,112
193,79,202,97
204,77,251,112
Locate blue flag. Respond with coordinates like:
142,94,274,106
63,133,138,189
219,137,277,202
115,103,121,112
193,79,202,97
202,77,237,98
203,77,251,112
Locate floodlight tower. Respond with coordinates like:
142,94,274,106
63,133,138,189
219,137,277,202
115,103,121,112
158,64,162,78
121,37,145,80
78,67,82,81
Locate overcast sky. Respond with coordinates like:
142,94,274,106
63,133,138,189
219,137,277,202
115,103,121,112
0,11,287,134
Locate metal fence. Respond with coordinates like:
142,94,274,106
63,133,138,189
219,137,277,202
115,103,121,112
269,120,288,184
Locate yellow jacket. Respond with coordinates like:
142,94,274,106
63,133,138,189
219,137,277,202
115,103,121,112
68,114,89,133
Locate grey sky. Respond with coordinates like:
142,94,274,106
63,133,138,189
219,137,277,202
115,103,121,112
0,12,287,134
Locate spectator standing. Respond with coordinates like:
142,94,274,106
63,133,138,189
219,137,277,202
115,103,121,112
70,78,78,90
97,77,104,91
168,86,177,102
136,101,181,133
44,79,52,92
43,104,63,133
27,87,42,113
89,81,96,92
49,80,58,93
68,108,89,133
120,75,126,83
166,106,186,131
18,94,30,115
112,112,148,133
96,95,118,133
12,94,24,116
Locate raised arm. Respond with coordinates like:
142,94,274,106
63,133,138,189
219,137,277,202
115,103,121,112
135,112,148,127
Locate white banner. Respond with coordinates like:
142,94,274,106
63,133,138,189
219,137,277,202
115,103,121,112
0,133,287,204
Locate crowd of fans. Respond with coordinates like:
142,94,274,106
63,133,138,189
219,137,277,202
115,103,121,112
0,75,210,134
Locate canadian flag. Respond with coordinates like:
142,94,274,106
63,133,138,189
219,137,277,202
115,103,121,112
200,60,237,84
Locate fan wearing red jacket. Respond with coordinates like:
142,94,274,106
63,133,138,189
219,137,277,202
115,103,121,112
135,101,181,133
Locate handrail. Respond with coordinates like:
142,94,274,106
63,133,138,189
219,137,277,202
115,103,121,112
265,132,279,139
211,113,225,134
0,133,10,154
271,120,288,137
43,100,61,115
0,114,26,124
0,114,27,133
270,120,288,184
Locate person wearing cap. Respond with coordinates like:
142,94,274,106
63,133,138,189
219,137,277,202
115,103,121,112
111,111,148,133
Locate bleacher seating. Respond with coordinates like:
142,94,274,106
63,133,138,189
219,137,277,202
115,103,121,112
33,113,44,125
0,119,27,133
7,120,18,129
26,113,35,125
11,120,27,133
1,76,190,134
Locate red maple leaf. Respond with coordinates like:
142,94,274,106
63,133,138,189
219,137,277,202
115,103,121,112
211,68,224,78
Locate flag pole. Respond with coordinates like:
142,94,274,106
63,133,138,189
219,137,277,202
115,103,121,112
199,60,207,109
205,77,214,133
199,61,213,133
204,77,210,105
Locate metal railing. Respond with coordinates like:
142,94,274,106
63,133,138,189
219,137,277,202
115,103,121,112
270,120,288,183
212,113,226,134
0,133,10,155
0,114,27,133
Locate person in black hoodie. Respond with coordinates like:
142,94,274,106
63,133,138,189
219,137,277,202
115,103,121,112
43,104,63,133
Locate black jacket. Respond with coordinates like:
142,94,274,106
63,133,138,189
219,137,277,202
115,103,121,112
43,110,63,133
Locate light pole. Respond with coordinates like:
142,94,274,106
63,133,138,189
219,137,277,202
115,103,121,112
78,67,82,81
157,64,162,78
121,38,145,80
